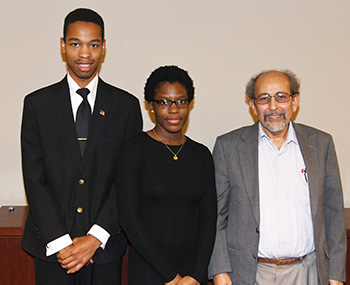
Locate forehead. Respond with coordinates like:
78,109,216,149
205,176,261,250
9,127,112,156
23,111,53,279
66,21,102,40
154,82,187,97
255,72,290,94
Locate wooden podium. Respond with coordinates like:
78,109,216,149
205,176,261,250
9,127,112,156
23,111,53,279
1,205,349,284
0,205,129,285
0,206,35,284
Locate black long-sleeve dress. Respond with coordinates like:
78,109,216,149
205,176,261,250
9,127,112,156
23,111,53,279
116,132,217,284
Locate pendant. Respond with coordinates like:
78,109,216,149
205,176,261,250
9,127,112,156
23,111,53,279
173,155,178,160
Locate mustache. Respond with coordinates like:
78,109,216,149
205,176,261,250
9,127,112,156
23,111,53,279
263,110,286,120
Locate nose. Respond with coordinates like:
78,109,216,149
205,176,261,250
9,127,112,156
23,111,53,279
168,102,180,113
268,96,279,110
79,44,90,58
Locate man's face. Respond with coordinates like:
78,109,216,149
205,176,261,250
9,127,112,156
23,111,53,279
60,21,105,87
249,71,300,137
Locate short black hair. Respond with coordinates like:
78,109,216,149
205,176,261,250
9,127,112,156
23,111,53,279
144,65,195,102
246,69,300,99
63,8,104,41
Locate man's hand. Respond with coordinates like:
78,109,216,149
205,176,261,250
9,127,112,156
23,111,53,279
176,275,199,285
329,280,343,285
213,273,232,285
56,235,101,274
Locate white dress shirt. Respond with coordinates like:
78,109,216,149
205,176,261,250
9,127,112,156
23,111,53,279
46,73,110,256
258,122,315,259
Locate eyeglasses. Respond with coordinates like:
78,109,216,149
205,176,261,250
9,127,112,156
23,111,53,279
152,99,190,109
254,92,293,105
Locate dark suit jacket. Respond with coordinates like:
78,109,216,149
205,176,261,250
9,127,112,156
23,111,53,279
21,76,142,263
208,122,346,284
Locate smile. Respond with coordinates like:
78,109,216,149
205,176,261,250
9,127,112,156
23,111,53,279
77,63,93,72
264,111,286,121
167,119,181,124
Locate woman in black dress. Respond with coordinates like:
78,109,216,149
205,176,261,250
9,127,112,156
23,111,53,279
116,66,217,285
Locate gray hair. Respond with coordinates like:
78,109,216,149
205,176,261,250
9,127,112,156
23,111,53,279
245,69,300,99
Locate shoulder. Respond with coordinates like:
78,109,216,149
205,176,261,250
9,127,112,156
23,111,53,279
185,137,212,157
98,78,139,105
121,132,147,151
216,123,257,144
24,78,66,103
293,122,333,141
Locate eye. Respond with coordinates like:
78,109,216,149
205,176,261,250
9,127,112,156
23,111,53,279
71,43,80,47
90,44,99,48
257,94,269,102
277,92,288,100
158,99,169,106
176,99,188,105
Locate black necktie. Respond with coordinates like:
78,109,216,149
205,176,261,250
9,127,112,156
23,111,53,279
76,88,91,156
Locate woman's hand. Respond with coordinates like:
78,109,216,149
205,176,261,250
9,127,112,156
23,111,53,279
176,275,200,285
213,273,232,285
165,274,182,285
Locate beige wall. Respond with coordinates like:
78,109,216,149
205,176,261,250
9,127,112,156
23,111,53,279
1,0,350,206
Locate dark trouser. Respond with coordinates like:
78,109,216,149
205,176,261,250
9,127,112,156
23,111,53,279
35,257,122,285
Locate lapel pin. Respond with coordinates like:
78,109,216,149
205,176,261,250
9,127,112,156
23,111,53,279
99,110,105,116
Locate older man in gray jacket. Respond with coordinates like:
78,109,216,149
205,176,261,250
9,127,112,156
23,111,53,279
208,70,346,285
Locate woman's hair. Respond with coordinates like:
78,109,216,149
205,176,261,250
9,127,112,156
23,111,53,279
144,65,195,102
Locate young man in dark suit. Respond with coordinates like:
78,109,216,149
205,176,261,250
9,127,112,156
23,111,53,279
21,8,142,284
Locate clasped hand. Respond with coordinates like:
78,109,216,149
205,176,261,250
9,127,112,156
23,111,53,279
56,235,101,274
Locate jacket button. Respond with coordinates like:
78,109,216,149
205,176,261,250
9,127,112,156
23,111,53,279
77,207,83,213
253,254,257,259
256,227,259,233
79,179,85,185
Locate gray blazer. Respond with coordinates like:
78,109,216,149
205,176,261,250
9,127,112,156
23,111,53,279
208,122,346,284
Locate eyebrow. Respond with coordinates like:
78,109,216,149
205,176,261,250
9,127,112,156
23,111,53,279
158,96,189,101
258,91,287,95
67,37,101,43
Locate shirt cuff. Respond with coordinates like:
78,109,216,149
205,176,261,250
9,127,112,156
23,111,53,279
87,224,110,249
46,234,73,256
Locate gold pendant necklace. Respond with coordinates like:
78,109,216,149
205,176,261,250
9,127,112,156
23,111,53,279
153,129,184,160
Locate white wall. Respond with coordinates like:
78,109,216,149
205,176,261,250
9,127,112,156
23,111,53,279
1,0,350,206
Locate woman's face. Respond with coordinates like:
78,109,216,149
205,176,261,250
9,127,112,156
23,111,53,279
149,81,190,136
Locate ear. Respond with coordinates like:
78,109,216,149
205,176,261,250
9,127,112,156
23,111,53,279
292,93,300,112
102,39,106,55
60,37,66,54
148,101,155,113
249,99,258,116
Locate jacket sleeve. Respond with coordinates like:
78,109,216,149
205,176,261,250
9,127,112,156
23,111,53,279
208,138,233,277
324,136,347,282
21,96,68,245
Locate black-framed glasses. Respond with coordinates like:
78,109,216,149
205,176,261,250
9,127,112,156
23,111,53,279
254,92,293,105
152,99,190,109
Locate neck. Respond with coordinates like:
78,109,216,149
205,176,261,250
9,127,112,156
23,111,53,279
152,127,184,145
69,71,97,88
264,126,289,150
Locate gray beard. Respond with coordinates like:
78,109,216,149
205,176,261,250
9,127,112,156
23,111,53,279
263,111,287,133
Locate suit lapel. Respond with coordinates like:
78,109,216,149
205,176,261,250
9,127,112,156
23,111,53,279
238,123,260,225
293,123,319,219
53,77,82,168
80,79,111,169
